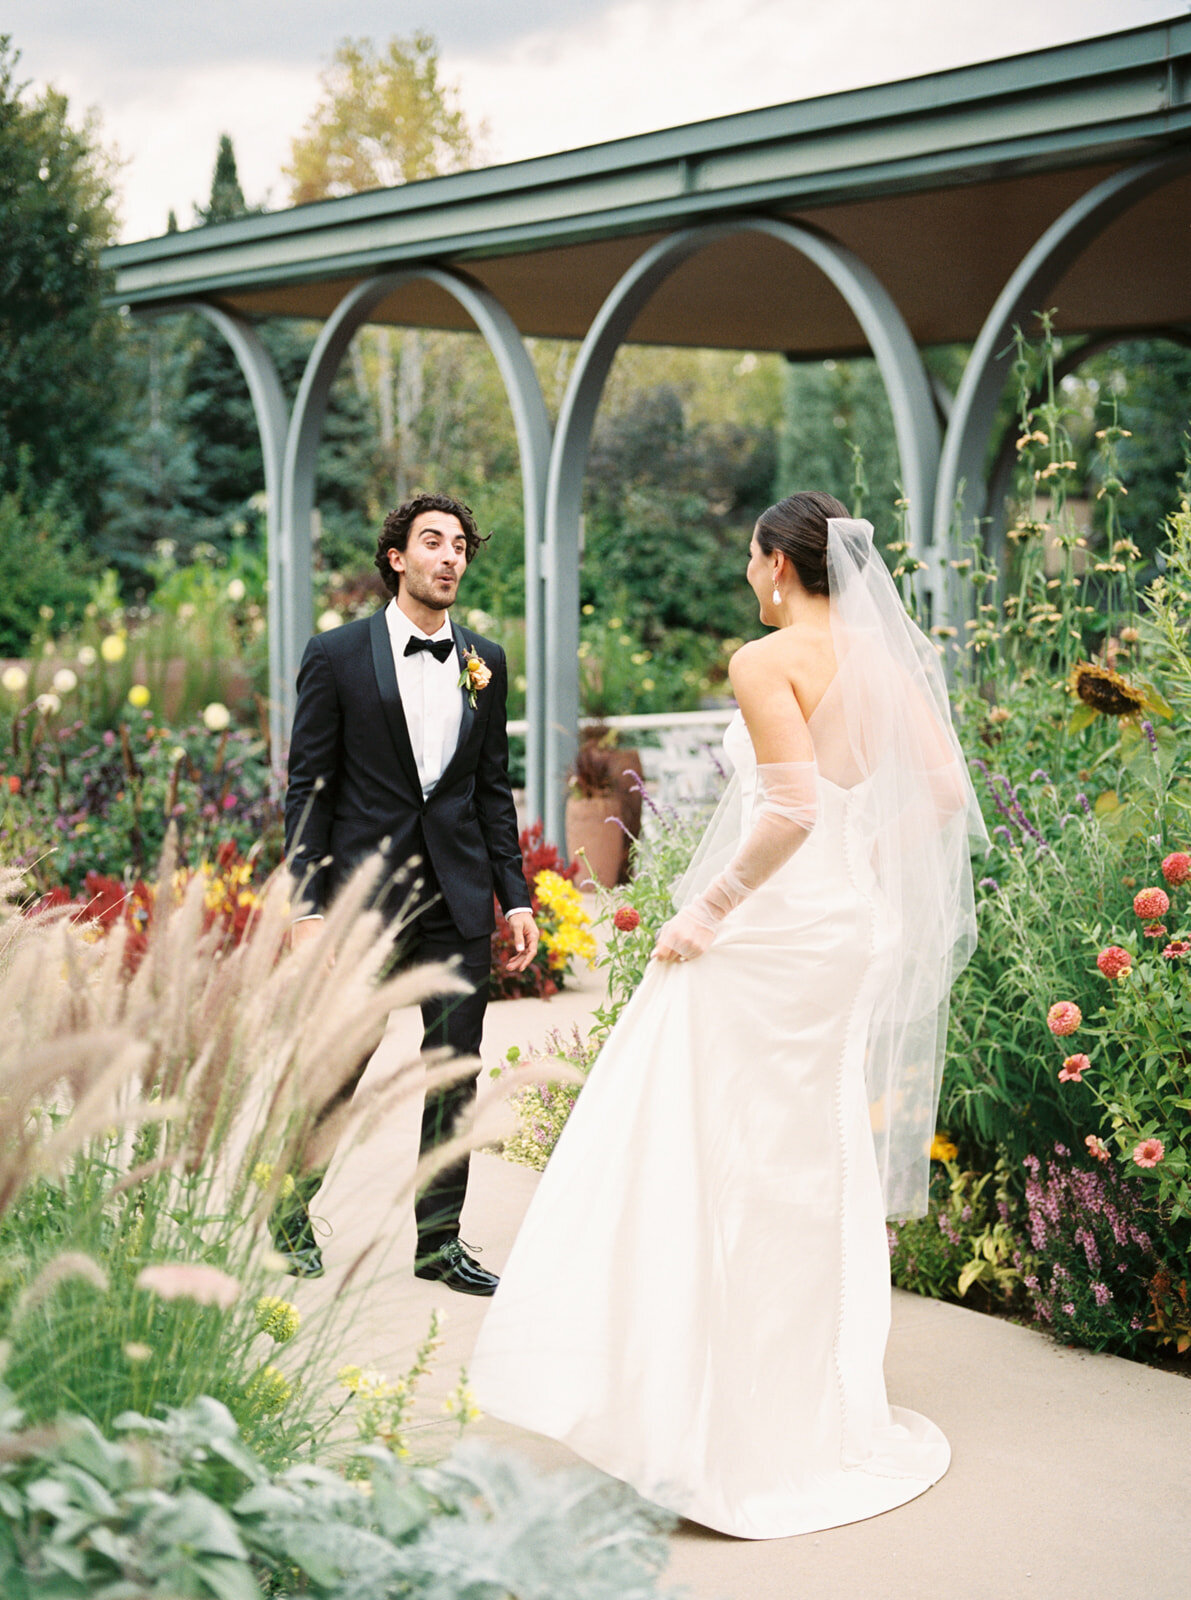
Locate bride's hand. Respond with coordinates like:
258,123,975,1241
652,908,715,963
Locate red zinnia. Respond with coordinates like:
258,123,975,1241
1047,1002,1082,1037
1096,945,1132,979
612,906,641,933
1133,886,1171,919
1161,851,1191,887
1058,1054,1090,1084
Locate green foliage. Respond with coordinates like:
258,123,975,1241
0,705,279,893
582,381,774,643
285,33,475,202
492,1029,598,1172
0,38,121,529
590,784,711,1044
0,474,93,657
888,1158,1027,1307
775,355,902,515
0,1392,678,1600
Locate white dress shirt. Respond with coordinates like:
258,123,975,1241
385,599,463,797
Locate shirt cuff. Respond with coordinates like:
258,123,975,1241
291,913,325,924
505,906,532,918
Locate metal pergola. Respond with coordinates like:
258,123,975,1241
103,17,1191,844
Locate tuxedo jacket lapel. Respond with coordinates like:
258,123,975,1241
435,619,476,776
368,608,422,796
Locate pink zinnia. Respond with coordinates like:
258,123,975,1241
1161,851,1191,887
1133,886,1170,919
1058,1054,1090,1084
1162,939,1191,960
1084,1134,1110,1162
1047,1001,1082,1037
1143,922,1168,939
612,906,641,932
1096,946,1132,979
1132,1138,1165,1169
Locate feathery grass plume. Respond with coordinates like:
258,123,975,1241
12,1253,108,1322
0,840,520,1465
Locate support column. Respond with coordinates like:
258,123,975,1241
282,269,551,814
542,217,939,847
932,153,1191,581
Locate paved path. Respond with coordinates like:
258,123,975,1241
296,921,1191,1600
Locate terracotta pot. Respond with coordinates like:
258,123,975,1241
604,746,642,884
565,794,624,888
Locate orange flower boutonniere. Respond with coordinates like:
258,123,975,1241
458,648,492,708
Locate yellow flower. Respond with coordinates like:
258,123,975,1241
255,1294,301,1343
100,633,127,663
251,1162,295,1198
245,1363,293,1416
930,1134,959,1162
127,684,151,709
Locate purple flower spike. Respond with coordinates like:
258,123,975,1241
1141,720,1159,755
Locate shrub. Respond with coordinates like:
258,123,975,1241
0,478,93,658
489,824,595,1000
0,1390,680,1599
492,1027,599,1171
1018,1144,1161,1357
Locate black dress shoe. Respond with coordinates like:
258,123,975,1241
413,1238,499,1296
275,1245,325,1279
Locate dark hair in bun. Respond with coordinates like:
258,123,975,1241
754,490,849,597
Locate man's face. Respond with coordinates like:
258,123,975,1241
389,511,468,611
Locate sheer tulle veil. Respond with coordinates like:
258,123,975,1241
675,517,987,1218
825,517,987,1216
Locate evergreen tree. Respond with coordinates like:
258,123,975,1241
0,36,120,529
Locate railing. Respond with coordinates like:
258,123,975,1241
509,707,734,819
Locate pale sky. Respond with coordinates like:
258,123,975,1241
6,0,1188,242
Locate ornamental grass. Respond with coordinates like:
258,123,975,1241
0,844,570,1470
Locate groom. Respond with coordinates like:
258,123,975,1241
283,492,537,1293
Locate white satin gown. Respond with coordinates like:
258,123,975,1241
470,702,950,1539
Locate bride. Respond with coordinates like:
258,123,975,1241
470,491,987,1540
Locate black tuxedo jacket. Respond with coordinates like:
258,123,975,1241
284,607,530,941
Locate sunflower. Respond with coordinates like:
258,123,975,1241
1067,661,1146,717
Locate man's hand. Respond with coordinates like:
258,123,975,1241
504,910,539,973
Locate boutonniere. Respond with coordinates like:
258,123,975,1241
457,647,492,708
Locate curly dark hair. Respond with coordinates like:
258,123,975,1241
374,492,489,597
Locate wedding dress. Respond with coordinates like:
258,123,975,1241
470,520,985,1540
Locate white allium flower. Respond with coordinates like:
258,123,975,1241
202,701,231,732
36,693,61,715
77,645,97,667
52,668,78,694
1,666,28,694
317,609,343,633
226,578,246,602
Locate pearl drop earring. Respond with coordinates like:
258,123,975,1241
772,580,782,605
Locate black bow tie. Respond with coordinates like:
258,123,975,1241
404,634,455,664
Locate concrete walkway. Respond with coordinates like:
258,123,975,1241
299,923,1191,1600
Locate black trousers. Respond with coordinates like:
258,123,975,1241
278,870,492,1258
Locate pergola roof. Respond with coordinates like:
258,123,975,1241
104,18,1191,356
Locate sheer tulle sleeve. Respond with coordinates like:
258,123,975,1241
655,763,817,959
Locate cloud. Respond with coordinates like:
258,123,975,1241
6,0,1184,241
